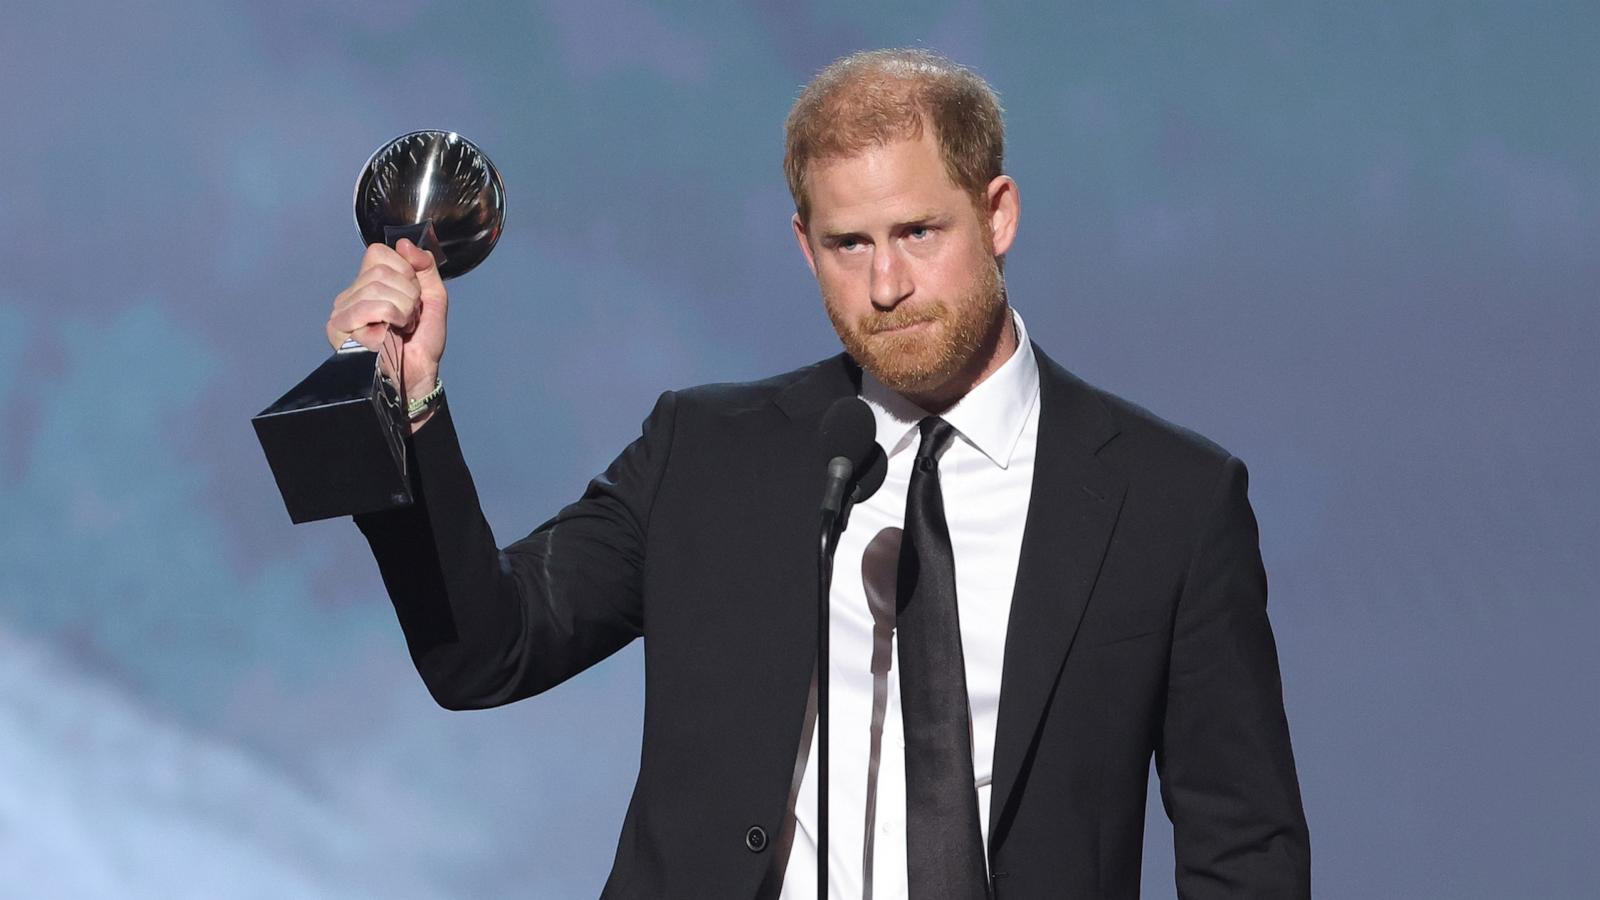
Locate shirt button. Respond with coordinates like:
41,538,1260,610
744,825,768,853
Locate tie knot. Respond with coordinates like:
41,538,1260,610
916,416,957,463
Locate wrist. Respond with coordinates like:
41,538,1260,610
403,364,439,403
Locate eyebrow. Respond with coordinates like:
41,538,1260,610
819,212,948,242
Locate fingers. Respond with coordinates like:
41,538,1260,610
358,241,413,279
327,297,416,349
349,265,421,308
327,245,426,349
328,289,418,347
326,240,451,356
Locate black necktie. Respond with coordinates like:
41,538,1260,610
897,417,989,899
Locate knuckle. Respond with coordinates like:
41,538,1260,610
376,265,417,293
363,281,400,305
346,298,386,323
360,249,406,278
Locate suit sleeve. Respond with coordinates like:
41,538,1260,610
354,391,678,710
1157,455,1311,898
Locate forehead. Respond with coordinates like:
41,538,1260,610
805,132,971,230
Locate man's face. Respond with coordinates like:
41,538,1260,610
793,130,1016,403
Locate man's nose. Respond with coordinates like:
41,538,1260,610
868,245,912,310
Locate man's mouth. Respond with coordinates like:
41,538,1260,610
868,317,935,335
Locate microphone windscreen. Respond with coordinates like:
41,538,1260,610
852,444,888,504
818,397,877,472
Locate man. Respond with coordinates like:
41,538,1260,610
329,50,1309,899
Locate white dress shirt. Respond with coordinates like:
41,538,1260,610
780,312,1042,899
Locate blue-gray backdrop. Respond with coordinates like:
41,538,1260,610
2,2,1595,897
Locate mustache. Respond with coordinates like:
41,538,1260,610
862,305,944,334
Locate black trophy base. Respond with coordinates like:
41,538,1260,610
253,348,412,523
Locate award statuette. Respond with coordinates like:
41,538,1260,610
253,131,506,523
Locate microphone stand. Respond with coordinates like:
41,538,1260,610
816,457,855,900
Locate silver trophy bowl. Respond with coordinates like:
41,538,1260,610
354,130,506,279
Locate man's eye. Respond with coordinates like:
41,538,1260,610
837,238,861,251
908,226,931,239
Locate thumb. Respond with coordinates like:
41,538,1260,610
394,237,440,275
395,237,447,298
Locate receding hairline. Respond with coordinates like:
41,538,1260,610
784,49,1006,222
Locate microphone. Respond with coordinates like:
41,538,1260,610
812,395,877,900
818,397,877,522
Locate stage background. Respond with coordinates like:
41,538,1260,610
1,2,1595,896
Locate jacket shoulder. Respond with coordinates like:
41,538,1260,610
1042,352,1238,494
1098,384,1233,466
669,355,849,419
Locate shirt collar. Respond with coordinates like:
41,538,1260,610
860,309,1041,469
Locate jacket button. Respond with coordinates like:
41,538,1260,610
744,825,768,853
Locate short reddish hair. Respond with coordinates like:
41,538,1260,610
784,49,1005,223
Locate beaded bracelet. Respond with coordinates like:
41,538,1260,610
406,376,445,421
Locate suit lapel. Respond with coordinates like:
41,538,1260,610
988,347,1127,850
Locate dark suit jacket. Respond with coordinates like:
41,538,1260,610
356,345,1310,899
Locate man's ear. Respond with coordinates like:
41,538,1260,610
792,212,818,277
985,175,1020,257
